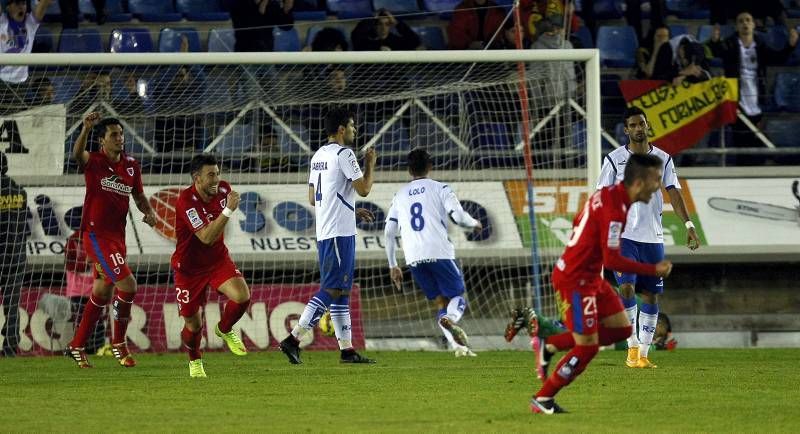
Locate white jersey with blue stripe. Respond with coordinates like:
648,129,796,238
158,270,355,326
308,142,363,241
595,145,681,243
386,178,466,264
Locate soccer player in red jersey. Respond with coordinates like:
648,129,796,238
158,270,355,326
173,154,251,378
529,153,674,415
66,112,157,368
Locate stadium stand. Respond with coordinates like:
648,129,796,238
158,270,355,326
597,25,638,67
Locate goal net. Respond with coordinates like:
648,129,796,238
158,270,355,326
0,50,599,355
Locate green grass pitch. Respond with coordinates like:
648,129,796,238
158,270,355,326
1,349,798,432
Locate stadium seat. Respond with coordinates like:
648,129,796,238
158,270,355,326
158,28,201,53
572,25,593,48
413,26,446,50
765,119,800,147
216,124,255,154
758,26,789,51
78,0,131,22
668,24,689,37
327,0,372,19
696,24,734,42
33,26,55,53
774,72,800,112
32,0,60,22
666,0,709,18
109,28,154,53
305,25,351,48
59,28,103,53
208,28,235,52
596,26,638,67
592,0,624,19
422,0,460,13
273,27,301,52
49,76,82,104
175,0,230,21
365,120,410,167
127,0,182,22
373,0,420,14
294,10,328,21
470,122,510,150
276,124,311,154
412,121,460,153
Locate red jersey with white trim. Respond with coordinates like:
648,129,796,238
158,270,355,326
554,183,657,284
80,151,143,242
171,181,232,273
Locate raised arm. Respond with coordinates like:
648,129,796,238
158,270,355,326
194,191,240,245
73,112,99,168
352,147,377,197
33,0,54,22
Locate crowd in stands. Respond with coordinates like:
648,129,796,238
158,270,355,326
2,0,800,170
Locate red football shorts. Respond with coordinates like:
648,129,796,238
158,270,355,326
552,271,624,335
173,258,242,317
82,231,131,285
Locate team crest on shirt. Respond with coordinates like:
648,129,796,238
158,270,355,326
127,167,134,176
219,198,227,209
186,208,203,228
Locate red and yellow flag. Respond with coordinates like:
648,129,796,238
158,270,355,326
619,77,739,155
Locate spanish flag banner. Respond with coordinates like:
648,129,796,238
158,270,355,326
618,77,739,155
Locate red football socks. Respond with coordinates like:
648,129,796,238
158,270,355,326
181,327,202,361
70,293,108,348
112,290,135,345
218,300,250,333
536,344,599,399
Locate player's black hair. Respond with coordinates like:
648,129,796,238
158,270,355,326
623,153,663,186
407,148,431,176
96,117,123,138
190,153,218,176
623,106,647,127
325,106,354,136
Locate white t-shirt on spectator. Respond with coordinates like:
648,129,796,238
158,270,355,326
738,39,761,117
0,13,40,83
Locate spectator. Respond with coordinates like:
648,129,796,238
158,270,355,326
706,11,798,160
634,26,671,79
519,0,580,45
710,0,787,27
652,35,712,85
581,0,665,42
65,230,109,355
351,9,421,51
231,0,294,52
59,0,106,28
0,0,54,114
0,151,28,357
447,0,514,50
309,27,348,51
70,71,112,115
27,76,54,106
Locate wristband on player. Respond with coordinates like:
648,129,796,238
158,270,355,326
684,220,695,230
222,207,234,218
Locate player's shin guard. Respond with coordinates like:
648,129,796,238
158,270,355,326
330,295,352,350
599,325,633,346
446,296,467,323
181,327,202,361
112,290,135,345
70,293,108,348
638,303,659,358
219,299,250,333
621,296,639,348
536,344,599,399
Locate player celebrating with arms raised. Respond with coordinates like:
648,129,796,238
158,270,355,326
66,112,156,368
530,154,673,415
384,148,482,357
280,107,377,364
173,154,251,378
597,106,700,369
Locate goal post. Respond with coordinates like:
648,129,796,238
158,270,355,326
1,49,600,354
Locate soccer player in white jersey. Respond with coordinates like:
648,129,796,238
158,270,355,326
280,107,378,364
596,106,700,368
384,148,483,357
